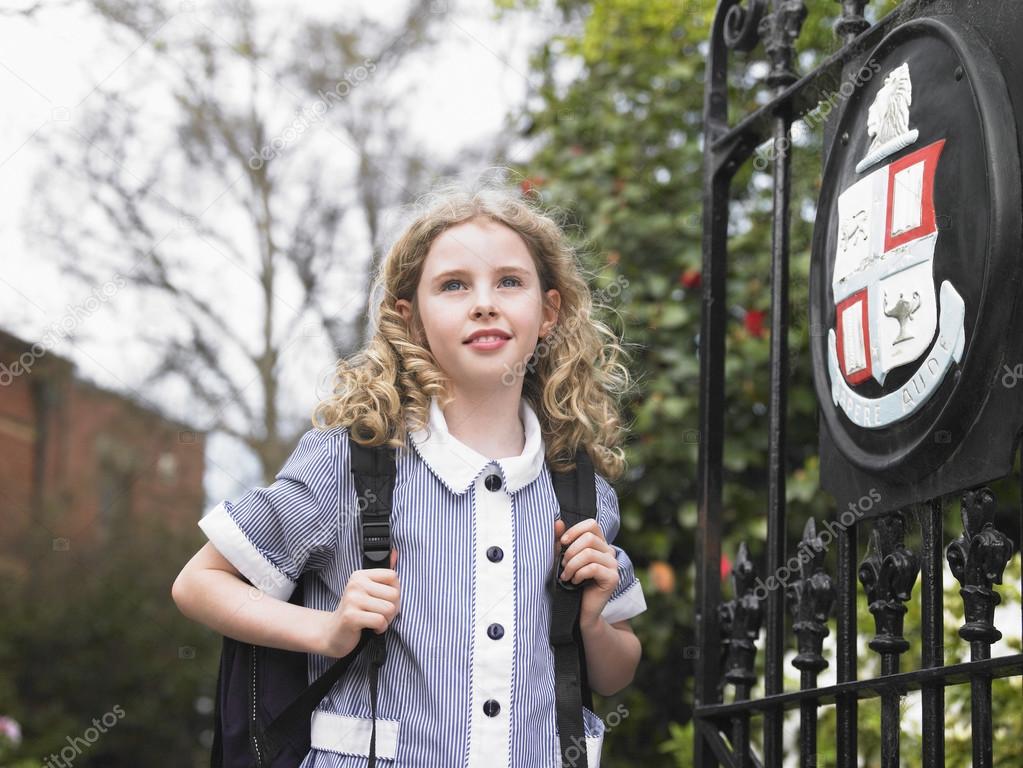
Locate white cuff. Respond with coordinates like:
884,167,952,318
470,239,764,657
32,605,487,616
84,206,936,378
600,579,647,624
197,501,297,601
310,710,400,760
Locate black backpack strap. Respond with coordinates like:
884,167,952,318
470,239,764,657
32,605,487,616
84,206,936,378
211,646,224,768
349,438,396,768
549,447,597,768
258,435,396,767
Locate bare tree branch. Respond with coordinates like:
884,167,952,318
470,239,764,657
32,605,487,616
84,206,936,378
31,0,449,482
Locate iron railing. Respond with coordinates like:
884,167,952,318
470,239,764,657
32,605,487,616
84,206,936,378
695,1,1023,766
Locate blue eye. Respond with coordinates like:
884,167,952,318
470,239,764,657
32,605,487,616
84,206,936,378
440,276,523,291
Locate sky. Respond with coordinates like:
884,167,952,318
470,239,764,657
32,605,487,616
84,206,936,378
0,0,564,502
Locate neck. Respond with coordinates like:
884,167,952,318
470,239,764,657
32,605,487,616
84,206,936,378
441,384,526,460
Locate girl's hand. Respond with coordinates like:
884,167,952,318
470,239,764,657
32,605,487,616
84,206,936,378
321,549,400,658
554,518,620,629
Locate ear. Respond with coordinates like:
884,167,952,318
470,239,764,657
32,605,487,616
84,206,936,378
395,298,425,346
540,288,561,338
395,298,411,324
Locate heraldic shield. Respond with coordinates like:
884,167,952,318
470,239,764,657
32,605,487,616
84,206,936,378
810,12,1023,504
825,62,966,429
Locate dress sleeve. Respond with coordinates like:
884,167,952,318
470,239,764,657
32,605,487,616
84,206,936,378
197,426,347,601
594,473,648,624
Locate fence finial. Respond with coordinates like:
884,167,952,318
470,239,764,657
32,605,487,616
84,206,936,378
789,518,835,673
858,511,918,656
947,487,1015,647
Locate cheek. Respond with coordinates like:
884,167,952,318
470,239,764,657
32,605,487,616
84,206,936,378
417,303,460,347
516,298,546,333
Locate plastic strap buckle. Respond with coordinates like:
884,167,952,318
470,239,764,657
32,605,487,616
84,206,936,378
361,520,391,565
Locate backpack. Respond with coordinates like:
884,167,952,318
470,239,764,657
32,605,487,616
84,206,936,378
209,434,597,768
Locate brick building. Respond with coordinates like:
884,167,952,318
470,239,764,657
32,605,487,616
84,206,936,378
0,329,206,556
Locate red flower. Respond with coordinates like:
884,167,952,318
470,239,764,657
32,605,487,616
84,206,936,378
679,268,701,290
720,552,732,581
520,176,545,195
744,309,766,338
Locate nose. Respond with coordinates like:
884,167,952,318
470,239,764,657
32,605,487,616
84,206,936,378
471,295,498,319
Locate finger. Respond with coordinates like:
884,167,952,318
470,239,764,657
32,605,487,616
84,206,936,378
562,548,616,582
571,562,606,585
349,593,399,618
390,548,398,570
562,531,607,563
561,548,594,581
365,568,400,586
559,518,602,548
554,519,566,558
351,610,391,634
351,567,397,582
571,560,617,587
362,581,400,602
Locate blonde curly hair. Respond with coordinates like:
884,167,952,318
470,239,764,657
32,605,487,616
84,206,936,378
311,175,636,481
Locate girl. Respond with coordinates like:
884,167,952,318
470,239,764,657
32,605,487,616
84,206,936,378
172,178,647,767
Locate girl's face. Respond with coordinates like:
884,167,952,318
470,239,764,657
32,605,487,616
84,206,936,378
396,216,560,396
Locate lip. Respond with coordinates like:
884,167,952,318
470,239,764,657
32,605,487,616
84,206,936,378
463,329,512,343
465,337,509,351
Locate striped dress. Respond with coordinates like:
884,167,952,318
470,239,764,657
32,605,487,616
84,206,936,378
198,395,647,767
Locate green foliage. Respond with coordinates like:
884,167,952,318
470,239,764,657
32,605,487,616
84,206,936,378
502,0,1022,764
0,510,220,767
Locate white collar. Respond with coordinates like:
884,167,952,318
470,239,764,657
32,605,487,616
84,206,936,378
407,395,545,495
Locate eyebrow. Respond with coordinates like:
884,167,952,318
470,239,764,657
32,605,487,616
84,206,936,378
431,265,531,283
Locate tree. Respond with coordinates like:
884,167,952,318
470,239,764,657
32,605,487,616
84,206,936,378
27,0,449,482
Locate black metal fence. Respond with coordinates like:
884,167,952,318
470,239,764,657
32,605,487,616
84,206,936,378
695,1,1023,766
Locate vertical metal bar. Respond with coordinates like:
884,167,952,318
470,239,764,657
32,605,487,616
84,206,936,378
799,682,815,767
948,487,1013,768
791,519,835,768
836,523,857,768
763,100,792,768
880,652,900,768
920,499,944,768
860,513,918,768
758,0,808,760
968,602,994,768
723,542,764,768
968,657,993,768
695,1,735,758
732,690,752,768
694,160,728,768
696,1,755,764
732,717,751,768
830,6,868,766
